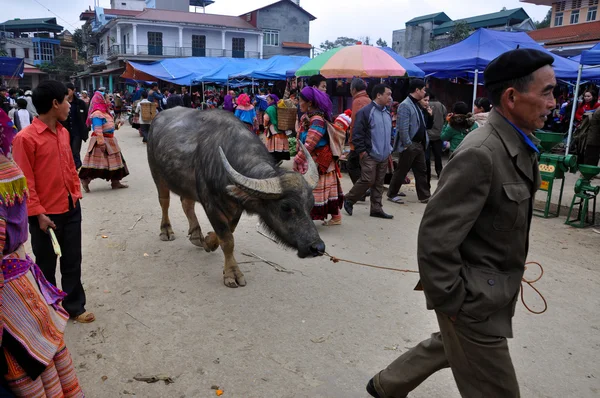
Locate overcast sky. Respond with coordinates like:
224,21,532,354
3,0,550,47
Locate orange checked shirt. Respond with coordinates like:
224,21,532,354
13,118,82,217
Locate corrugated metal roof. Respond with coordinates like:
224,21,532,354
406,12,451,26
528,21,600,45
433,8,530,35
240,0,316,21
282,42,312,49
132,9,258,30
0,17,63,32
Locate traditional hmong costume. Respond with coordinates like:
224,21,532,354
264,95,290,162
0,110,84,397
294,87,344,222
79,92,129,186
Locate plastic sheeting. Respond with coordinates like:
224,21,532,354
409,28,598,81
571,43,600,65
230,55,310,80
0,57,24,78
192,58,264,84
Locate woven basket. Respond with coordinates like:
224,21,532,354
277,107,297,131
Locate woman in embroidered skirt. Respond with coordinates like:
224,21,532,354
263,94,290,163
234,94,258,134
0,109,84,397
293,87,344,226
79,91,129,192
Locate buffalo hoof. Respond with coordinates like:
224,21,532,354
205,232,220,252
189,235,204,247
160,226,175,241
223,273,246,288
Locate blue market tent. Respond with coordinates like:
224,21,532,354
230,55,310,80
379,47,425,77
409,28,594,81
570,43,600,64
127,57,230,85
0,57,24,78
192,58,265,84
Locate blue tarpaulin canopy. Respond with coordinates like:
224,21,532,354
192,58,265,84
570,43,600,64
229,55,310,80
0,57,24,78
127,58,229,85
409,28,596,81
379,47,425,77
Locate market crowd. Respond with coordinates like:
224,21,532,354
0,45,599,397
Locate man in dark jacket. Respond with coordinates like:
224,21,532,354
344,84,394,219
367,49,554,398
0,86,11,114
166,87,184,109
585,107,600,166
426,91,446,181
182,86,192,108
64,83,89,169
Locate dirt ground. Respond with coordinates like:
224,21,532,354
49,124,599,398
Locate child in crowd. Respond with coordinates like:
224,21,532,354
440,101,478,155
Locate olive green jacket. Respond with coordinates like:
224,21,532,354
417,109,541,338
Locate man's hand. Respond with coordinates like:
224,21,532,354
37,214,56,233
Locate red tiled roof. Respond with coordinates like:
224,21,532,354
282,42,312,49
135,9,257,30
528,21,600,45
80,8,143,21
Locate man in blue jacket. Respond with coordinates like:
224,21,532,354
388,79,431,203
344,84,394,219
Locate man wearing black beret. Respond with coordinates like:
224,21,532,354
367,48,555,397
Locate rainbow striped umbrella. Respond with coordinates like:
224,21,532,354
295,45,408,78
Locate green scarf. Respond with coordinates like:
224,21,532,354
265,105,279,133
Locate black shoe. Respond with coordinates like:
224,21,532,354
419,198,430,204
344,199,354,216
370,211,394,219
366,378,380,398
365,188,371,197
398,192,406,197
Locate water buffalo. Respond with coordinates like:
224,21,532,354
147,107,325,288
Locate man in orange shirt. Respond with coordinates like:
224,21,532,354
347,78,372,188
13,80,95,323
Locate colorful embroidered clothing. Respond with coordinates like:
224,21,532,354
264,105,290,162
0,155,84,397
79,111,129,182
295,112,343,220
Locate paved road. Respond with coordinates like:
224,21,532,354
54,124,599,398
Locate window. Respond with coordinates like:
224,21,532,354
571,0,582,8
232,38,245,58
192,34,206,57
34,41,54,62
24,48,29,58
10,48,16,57
556,1,566,11
571,9,580,23
590,0,599,5
588,6,597,20
555,12,564,25
263,29,279,46
148,31,163,56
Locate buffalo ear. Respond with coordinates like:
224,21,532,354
226,185,261,204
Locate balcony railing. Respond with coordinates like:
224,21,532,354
107,45,260,59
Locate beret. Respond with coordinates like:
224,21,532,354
484,48,554,87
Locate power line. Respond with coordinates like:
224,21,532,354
30,0,80,31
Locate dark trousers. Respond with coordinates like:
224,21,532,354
345,154,387,213
426,140,444,182
29,200,86,318
346,150,362,184
584,145,600,166
140,124,150,143
388,143,431,201
70,134,82,169
374,312,520,398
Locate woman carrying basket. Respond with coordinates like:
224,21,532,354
294,87,344,226
264,94,290,163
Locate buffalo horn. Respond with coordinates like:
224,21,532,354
299,141,319,189
218,147,283,199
